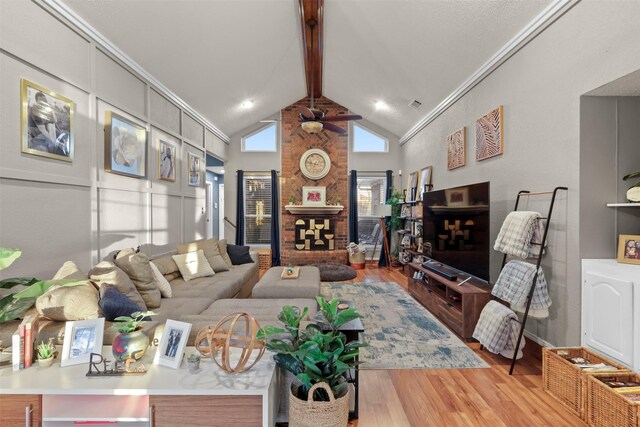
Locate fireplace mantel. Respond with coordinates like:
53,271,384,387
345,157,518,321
285,205,344,215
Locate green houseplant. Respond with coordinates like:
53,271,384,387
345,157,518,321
623,171,640,202
112,311,155,361
386,189,404,263
259,297,365,426
37,339,56,368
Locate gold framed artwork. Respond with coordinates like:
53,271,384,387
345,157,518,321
105,112,147,178
418,166,433,197
447,128,465,170
158,139,177,182
407,171,418,201
476,105,503,161
188,152,201,186
21,79,74,162
617,234,640,265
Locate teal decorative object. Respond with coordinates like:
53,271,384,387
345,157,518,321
112,328,149,361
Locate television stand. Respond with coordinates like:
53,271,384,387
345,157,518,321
421,259,458,281
407,263,491,340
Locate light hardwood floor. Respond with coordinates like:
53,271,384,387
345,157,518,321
335,266,586,427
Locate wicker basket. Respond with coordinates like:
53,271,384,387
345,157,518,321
289,382,349,427
257,249,272,270
586,371,640,427
543,347,629,419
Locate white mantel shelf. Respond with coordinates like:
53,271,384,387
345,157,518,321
285,205,344,215
607,203,640,207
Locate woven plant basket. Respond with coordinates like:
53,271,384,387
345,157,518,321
289,382,349,427
586,371,640,427
543,347,629,419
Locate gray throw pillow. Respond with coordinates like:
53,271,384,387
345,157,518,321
89,261,147,310
114,248,161,309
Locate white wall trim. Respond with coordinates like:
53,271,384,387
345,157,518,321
42,0,231,144
399,0,581,145
524,330,555,349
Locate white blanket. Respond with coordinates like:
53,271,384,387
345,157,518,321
494,211,542,258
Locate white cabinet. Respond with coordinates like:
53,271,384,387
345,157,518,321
582,259,640,370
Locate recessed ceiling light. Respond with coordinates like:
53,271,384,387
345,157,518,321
374,100,388,110
220,169,225,174
241,100,254,109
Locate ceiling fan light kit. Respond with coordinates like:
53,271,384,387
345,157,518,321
301,121,323,134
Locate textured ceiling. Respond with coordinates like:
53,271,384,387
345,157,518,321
63,0,552,138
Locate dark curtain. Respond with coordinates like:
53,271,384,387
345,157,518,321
379,170,394,266
348,170,358,243
235,170,244,245
270,170,281,266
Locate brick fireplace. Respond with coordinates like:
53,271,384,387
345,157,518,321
280,97,349,265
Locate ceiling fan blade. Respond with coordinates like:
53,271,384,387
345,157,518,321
298,107,315,121
320,115,363,122
321,122,347,135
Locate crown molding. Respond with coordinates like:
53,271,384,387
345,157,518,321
42,0,231,144
399,0,580,146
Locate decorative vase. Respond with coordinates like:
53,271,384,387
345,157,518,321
627,187,640,203
288,382,349,427
112,328,149,361
37,356,54,368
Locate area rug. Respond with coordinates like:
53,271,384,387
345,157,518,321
312,263,357,281
320,281,489,369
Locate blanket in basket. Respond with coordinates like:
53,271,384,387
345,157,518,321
491,260,551,318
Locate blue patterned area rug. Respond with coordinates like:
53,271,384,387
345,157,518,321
321,282,489,369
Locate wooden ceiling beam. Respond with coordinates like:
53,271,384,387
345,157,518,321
298,0,323,99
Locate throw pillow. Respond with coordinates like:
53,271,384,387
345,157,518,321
88,261,147,310
114,248,161,309
36,282,99,321
217,239,234,268
52,261,87,280
149,261,172,298
227,244,254,265
177,238,229,273
172,249,215,281
151,254,180,276
99,284,145,321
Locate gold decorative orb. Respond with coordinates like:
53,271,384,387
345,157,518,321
196,312,265,374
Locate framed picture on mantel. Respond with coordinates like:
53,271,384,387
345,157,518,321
302,186,326,206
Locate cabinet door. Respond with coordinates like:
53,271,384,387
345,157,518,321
583,270,633,365
149,395,262,427
0,395,41,427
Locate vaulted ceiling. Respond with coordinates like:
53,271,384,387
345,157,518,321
63,0,551,138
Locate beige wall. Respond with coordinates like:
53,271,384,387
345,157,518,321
0,0,222,278
400,1,640,346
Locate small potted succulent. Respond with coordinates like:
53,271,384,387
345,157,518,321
112,311,155,361
37,339,56,368
187,353,201,373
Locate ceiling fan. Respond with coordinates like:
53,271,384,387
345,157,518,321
297,16,362,136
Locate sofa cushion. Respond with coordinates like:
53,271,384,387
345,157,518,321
52,261,87,280
152,254,180,276
149,261,172,298
177,238,229,273
89,261,147,310
99,284,145,321
36,282,99,321
153,297,215,318
217,239,234,268
172,250,215,281
198,298,318,320
114,248,162,309
169,276,231,300
227,244,254,265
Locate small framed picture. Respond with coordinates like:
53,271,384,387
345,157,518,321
158,139,177,182
188,152,201,186
617,235,640,265
61,318,105,367
105,112,147,178
21,79,74,162
154,320,192,369
445,187,469,207
302,186,326,206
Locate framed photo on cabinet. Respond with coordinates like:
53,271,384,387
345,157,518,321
617,235,640,265
154,320,192,369
61,318,105,367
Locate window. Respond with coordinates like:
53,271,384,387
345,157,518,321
353,123,388,152
244,175,271,245
242,123,277,152
356,174,387,250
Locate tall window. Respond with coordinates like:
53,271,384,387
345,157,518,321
242,123,277,152
244,175,272,245
356,174,387,248
353,123,388,152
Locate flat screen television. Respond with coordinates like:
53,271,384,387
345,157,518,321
422,182,490,282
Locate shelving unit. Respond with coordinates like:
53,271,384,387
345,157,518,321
606,202,640,207
397,200,425,265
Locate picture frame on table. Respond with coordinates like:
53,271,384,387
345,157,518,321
21,79,74,162
188,152,201,186
154,319,192,369
61,318,105,367
105,111,147,178
617,234,640,265
302,186,326,206
158,139,177,182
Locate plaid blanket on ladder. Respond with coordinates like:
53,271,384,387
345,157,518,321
473,301,519,354
491,260,551,318
494,211,542,258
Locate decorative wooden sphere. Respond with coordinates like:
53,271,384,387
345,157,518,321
195,312,265,374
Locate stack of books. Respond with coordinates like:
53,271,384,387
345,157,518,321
565,356,619,372
604,381,640,401
11,314,39,371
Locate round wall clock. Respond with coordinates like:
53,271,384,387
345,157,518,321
300,148,331,180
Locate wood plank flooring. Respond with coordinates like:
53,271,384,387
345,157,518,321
337,266,585,426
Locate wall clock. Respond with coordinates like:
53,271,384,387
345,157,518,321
300,148,331,180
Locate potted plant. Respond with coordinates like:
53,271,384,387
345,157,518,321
259,297,366,427
623,171,640,202
186,353,201,373
37,339,56,368
386,190,404,266
112,311,155,361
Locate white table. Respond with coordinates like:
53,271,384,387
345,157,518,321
0,346,279,427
